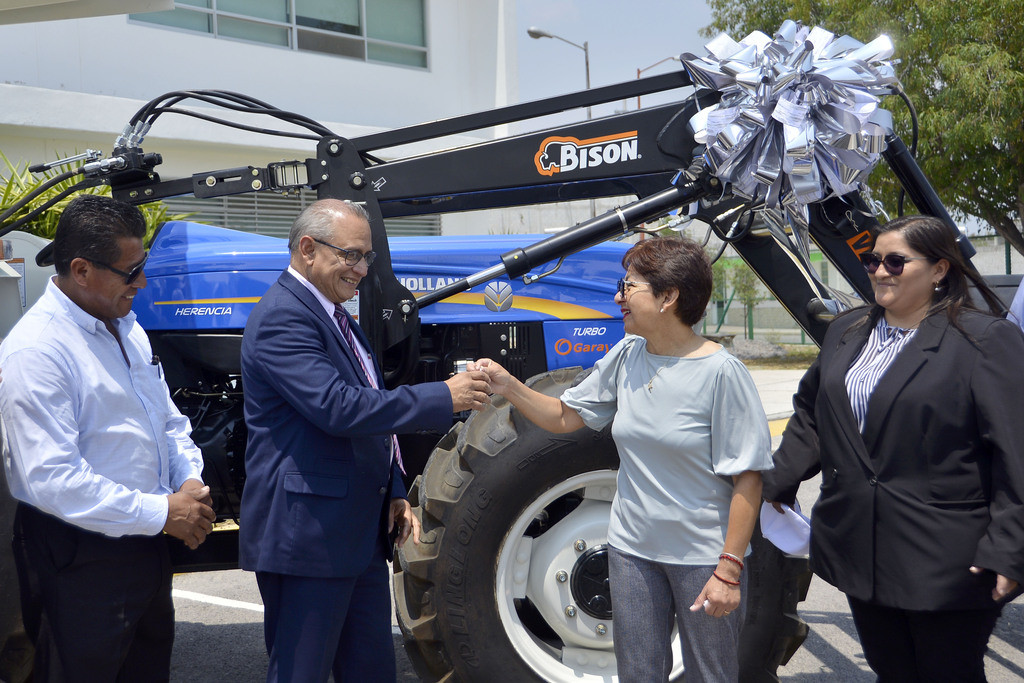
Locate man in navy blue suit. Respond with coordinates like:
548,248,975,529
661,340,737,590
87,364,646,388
240,199,491,682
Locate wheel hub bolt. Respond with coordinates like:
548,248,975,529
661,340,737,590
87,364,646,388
574,539,587,552
596,624,607,636
555,570,568,583
564,605,577,618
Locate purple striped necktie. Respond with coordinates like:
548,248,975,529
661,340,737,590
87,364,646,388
334,305,405,474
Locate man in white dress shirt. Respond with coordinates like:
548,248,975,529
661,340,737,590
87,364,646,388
0,195,216,681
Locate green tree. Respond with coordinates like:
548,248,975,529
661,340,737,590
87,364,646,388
729,260,764,339
1,152,183,245
702,0,1024,252
710,253,731,303
706,250,731,333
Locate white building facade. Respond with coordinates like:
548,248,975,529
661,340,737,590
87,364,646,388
0,0,520,236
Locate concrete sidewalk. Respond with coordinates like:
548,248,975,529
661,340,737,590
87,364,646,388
748,368,804,422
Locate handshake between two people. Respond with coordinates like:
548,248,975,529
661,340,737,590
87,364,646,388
442,358,517,413
446,359,585,435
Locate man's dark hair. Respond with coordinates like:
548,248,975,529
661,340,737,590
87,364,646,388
53,195,147,277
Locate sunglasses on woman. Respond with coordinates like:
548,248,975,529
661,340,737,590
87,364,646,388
859,252,929,276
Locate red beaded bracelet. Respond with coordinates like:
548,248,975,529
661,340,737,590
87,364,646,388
719,552,744,570
712,570,740,587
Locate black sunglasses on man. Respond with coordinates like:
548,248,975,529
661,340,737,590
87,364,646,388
84,253,149,285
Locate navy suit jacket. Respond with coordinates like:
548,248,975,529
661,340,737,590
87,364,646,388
239,271,453,578
764,307,1024,610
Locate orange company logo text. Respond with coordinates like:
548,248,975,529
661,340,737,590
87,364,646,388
534,131,640,177
553,338,612,356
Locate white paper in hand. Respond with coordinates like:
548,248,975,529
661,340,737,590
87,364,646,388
760,500,811,556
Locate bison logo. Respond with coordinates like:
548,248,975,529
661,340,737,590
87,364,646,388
534,131,640,177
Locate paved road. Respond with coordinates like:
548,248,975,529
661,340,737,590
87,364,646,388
171,570,420,681
168,369,1024,681
170,566,1024,681
774,476,1024,682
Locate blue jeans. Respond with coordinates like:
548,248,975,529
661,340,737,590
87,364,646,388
608,545,747,683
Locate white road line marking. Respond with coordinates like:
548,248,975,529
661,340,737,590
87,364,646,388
171,589,404,635
172,589,264,612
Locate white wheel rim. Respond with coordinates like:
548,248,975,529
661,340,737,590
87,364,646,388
493,468,684,681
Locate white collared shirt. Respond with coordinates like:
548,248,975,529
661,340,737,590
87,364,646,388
0,278,204,537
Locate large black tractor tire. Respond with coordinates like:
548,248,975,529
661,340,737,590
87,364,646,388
394,367,809,682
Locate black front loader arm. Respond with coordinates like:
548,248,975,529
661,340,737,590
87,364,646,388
86,69,966,354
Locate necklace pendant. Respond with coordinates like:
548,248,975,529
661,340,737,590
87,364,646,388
647,367,660,393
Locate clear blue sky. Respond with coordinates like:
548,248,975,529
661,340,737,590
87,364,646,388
515,0,715,117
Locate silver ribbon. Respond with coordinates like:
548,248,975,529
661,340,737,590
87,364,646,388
682,21,899,240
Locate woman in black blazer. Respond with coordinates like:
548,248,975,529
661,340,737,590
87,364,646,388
763,215,1024,682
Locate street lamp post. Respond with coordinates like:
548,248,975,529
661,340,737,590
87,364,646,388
527,25,597,218
527,26,591,119
636,55,680,109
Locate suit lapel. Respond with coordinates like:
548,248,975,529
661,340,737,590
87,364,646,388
860,314,947,454
337,307,384,387
278,271,372,387
821,311,875,469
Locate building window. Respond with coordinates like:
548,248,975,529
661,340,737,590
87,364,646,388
130,0,427,68
161,190,441,240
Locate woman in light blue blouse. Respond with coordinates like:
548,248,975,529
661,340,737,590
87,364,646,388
472,237,772,683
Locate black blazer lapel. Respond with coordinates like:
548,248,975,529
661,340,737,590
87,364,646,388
821,312,875,470
860,314,947,455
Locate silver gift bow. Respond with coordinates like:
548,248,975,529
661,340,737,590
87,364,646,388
682,20,900,229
